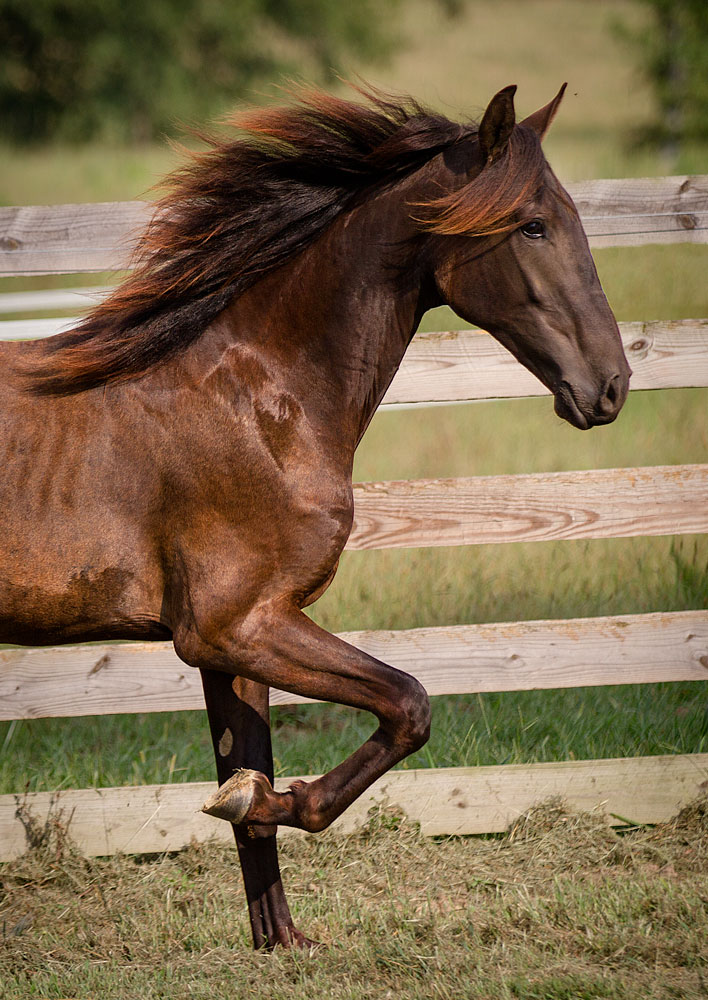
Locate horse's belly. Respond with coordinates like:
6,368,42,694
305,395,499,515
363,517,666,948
0,562,169,645
0,503,166,645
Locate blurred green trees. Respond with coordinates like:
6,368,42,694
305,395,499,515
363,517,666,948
0,0,429,143
629,0,708,144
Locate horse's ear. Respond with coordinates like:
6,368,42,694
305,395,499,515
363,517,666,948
521,83,567,140
478,85,517,165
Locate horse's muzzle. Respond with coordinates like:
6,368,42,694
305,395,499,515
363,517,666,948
554,370,630,430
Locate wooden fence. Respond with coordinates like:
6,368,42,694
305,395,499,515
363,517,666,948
1,175,707,860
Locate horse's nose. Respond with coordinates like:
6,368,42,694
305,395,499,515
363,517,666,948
594,372,627,421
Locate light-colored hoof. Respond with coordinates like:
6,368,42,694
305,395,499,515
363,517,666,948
201,768,260,824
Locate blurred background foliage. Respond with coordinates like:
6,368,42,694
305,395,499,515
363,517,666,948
622,0,708,145
0,0,460,143
0,0,706,152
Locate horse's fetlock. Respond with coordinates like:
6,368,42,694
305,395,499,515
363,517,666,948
299,808,330,834
288,783,330,833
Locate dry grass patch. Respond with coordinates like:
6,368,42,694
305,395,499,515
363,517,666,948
1,799,707,999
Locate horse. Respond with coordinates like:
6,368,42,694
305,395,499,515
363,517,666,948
0,83,630,950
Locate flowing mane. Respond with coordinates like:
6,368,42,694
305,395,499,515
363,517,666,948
23,86,545,395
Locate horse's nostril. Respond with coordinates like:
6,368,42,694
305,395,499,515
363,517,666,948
605,375,619,405
595,373,622,418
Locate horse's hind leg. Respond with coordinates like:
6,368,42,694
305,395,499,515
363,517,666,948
199,669,313,950
191,603,430,835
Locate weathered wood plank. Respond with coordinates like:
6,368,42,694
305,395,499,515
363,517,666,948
2,176,707,275
347,464,708,550
1,610,705,721
570,174,708,216
572,174,708,247
583,219,708,248
0,286,110,314
0,316,78,340
0,201,149,275
2,754,706,859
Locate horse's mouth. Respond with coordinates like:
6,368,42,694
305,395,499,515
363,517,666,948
553,383,590,430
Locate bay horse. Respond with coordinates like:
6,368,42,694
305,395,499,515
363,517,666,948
0,84,630,949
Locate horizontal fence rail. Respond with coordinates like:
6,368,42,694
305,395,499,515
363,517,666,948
2,321,707,418
0,316,79,340
1,175,707,276
0,200,146,275
1,611,706,722
0,285,108,314
0,285,112,312
569,174,708,247
381,319,708,405
2,754,707,860
347,464,708,550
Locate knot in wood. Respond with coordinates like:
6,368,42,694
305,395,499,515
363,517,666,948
0,236,20,251
678,213,698,230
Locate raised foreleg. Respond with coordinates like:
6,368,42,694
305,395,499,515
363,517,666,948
200,669,313,949
181,601,430,836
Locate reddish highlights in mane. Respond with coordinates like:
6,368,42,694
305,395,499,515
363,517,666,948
19,87,545,396
411,126,545,237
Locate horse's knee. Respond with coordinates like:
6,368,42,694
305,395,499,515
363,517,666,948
390,676,431,754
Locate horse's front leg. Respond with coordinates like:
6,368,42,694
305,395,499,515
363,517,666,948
184,603,431,835
200,669,313,950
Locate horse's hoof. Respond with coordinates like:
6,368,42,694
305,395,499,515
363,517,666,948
291,930,322,953
201,768,262,824
268,927,322,952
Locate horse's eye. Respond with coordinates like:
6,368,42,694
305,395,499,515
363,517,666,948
520,219,546,239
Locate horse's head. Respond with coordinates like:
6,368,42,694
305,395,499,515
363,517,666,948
425,85,630,429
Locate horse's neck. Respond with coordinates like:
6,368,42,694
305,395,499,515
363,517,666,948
207,187,429,449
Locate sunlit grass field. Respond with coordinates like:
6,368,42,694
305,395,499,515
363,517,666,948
0,0,706,796
3,802,708,999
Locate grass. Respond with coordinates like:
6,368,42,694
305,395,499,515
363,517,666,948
1,799,707,998
2,676,706,794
